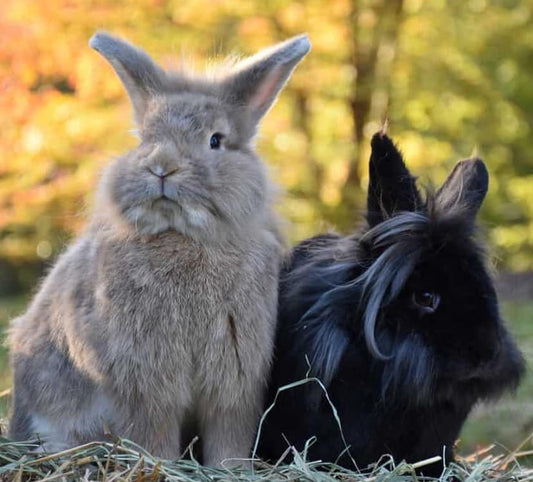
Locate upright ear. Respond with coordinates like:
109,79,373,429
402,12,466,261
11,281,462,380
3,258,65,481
435,158,489,222
89,32,166,126
367,132,422,227
222,35,311,125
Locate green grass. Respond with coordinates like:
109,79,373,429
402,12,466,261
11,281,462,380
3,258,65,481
0,295,26,390
0,295,27,419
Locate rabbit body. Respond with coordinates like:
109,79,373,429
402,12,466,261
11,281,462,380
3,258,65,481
9,32,310,465
258,134,525,477
10,226,278,462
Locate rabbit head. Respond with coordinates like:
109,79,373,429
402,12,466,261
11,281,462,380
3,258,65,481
357,133,525,404
89,32,310,240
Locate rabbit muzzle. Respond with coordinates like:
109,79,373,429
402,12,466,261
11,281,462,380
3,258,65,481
147,165,180,201
459,326,524,384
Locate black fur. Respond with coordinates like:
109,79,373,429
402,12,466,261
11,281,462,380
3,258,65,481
257,133,525,477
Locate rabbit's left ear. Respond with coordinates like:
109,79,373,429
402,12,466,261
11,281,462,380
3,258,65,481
90,32,166,126
436,158,489,222
367,132,422,227
222,35,311,125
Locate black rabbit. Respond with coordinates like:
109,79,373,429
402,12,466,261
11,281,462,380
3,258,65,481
257,132,525,478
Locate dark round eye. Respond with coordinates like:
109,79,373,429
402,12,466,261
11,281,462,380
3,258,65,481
210,133,223,150
412,291,441,314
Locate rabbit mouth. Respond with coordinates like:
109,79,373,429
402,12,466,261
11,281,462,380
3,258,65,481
155,194,177,204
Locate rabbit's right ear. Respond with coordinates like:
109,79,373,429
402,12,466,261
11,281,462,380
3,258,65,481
367,132,422,227
435,158,489,223
90,32,166,126
222,35,311,126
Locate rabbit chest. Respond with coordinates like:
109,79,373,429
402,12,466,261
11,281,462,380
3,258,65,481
92,231,271,409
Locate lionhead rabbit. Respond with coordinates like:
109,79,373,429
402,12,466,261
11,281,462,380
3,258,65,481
257,133,525,477
8,32,310,466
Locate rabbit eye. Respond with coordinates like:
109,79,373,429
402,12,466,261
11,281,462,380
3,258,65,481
210,133,224,150
412,291,440,314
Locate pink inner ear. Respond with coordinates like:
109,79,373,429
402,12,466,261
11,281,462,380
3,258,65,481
248,64,284,114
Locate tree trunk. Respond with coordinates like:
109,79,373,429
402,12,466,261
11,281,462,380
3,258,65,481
338,0,404,230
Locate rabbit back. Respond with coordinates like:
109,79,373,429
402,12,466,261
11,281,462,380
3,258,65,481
9,235,117,450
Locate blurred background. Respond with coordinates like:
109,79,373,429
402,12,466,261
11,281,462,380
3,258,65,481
0,0,532,457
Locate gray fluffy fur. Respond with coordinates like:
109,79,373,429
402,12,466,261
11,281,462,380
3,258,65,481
8,32,310,466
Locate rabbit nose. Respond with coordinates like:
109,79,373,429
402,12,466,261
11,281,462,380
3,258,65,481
148,165,179,178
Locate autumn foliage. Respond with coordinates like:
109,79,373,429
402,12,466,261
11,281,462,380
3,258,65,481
1,0,533,291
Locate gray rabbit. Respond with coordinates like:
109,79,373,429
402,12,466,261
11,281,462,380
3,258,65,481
8,32,310,466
